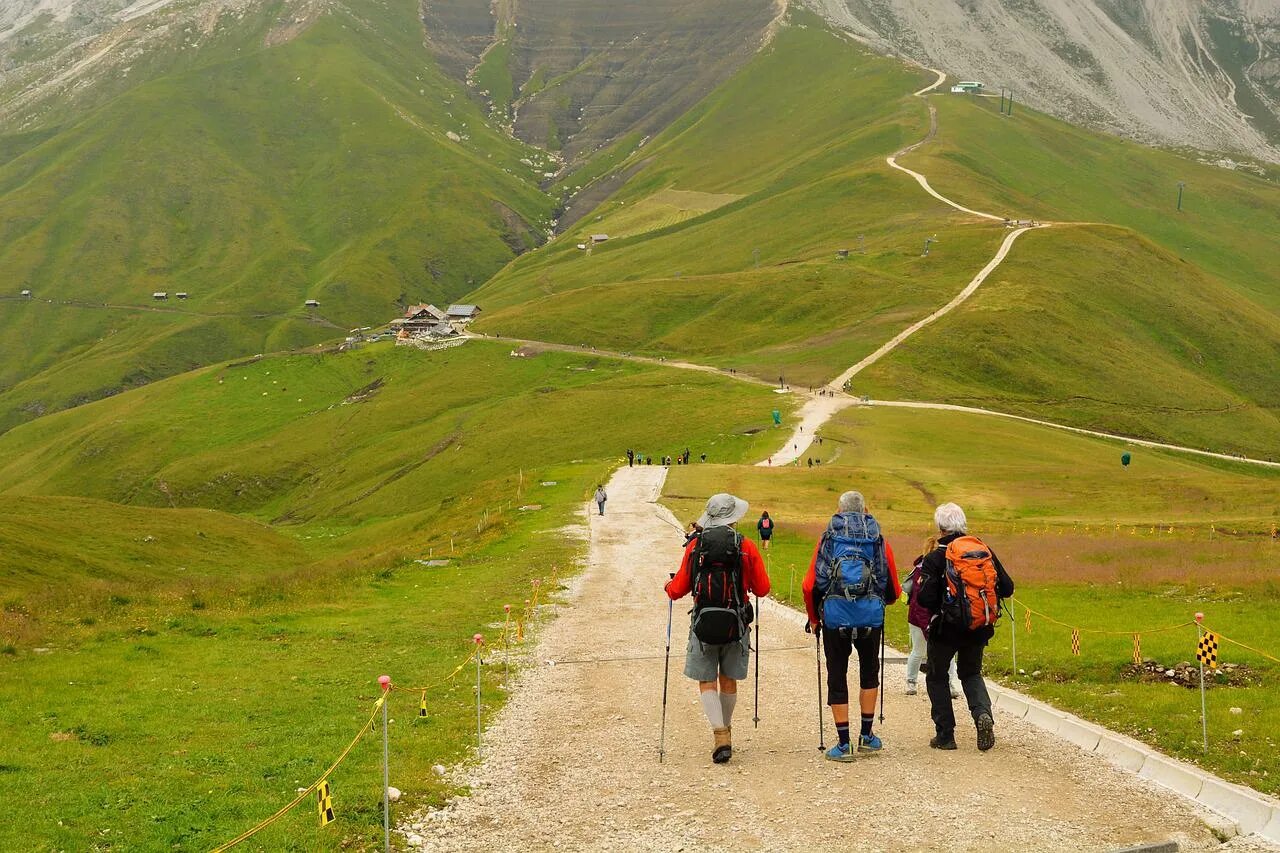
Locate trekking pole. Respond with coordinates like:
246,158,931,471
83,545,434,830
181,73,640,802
753,593,761,728
879,627,886,724
815,629,825,751
659,574,675,763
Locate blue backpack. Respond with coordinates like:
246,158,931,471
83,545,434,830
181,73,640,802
818,513,888,629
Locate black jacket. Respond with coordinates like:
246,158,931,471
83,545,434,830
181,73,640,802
918,531,1015,646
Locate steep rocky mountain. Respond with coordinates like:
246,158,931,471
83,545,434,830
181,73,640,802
805,0,1280,163
421,0,785,165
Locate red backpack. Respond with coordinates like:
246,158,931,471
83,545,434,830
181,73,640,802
943,536,1001,631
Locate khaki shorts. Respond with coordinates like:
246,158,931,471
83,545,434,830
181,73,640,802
683,625,751,682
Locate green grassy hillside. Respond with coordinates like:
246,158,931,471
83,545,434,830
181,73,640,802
0,339,789,850
0,0,555,434
0,340,787,559
856,225,1280,457
905,93,1280,313
467,13,1279,454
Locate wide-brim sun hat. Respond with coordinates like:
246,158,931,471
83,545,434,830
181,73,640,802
697,493,749,529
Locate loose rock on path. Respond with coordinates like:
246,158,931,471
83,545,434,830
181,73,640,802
404,467,1234,852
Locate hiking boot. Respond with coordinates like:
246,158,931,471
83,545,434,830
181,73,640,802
976,713,996,752
929,733,958,750
712,727,732,764
824,742,855,762
857,733,883,752
904,682,918,696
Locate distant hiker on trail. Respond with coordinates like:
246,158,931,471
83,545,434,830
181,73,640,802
917,503,1014,752
665,494,771,764
802,491,901,761
903,549,960,699
807,458,813,468
756,511,773,550
627,449,635,467
594,485,607,517
700,453,707,463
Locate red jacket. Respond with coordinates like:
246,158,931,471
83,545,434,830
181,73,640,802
802,537,901,627
666,532,770,600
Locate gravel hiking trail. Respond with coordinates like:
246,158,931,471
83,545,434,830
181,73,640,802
404,466,1227,852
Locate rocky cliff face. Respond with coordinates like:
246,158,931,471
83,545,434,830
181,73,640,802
421,0,783,165
805,0,1280,163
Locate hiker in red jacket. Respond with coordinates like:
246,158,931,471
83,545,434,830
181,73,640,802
802,491,902,760
666,494,771,764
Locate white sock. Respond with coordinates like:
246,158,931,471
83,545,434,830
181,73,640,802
700,691,725,728
719,692,737,726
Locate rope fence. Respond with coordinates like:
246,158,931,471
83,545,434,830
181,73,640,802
208,565,561,852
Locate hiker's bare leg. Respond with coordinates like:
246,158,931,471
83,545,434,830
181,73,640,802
830,702,849,725
859,687,877,717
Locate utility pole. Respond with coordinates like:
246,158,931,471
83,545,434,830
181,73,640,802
1000,87,1007,114
1177,181,1185,212
1006,90,1014,116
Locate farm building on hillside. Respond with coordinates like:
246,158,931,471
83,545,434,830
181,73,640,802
176,292,189,299
590,234,610,243
445,304,481,323
405,303,448,322
950,81,984,94
153,292,168,300
20,289,31,297
305,299,320,308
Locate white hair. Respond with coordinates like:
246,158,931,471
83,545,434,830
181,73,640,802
838,491,865,513
934,502,967,533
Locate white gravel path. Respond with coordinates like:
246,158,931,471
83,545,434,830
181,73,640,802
402,467,1231,852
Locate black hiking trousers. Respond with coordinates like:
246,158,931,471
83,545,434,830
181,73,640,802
925,635,992,737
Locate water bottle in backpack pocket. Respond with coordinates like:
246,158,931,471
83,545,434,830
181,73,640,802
818,514,888,629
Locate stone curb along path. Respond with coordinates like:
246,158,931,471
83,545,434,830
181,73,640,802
763,589,1280,847
401,467,1275,852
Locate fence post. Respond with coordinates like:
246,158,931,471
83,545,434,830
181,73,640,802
1195,612,1208,753
378,675,391,853
1009,600,1018,674
473,634,485,756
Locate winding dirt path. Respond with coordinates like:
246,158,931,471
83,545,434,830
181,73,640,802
402,467,1225,852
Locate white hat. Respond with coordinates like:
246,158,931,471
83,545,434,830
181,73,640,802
696,493,749,529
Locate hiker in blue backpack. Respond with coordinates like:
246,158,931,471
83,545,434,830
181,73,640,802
665,494,771,764
802,491,902,761
917,502,1014,752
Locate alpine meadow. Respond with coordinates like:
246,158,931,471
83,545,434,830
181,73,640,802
1,0,1278,851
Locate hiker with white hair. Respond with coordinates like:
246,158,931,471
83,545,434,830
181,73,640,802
802,490,902,761
665,493,771,764
917,502,1015,752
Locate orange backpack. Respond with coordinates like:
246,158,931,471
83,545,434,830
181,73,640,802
943,536,1001,631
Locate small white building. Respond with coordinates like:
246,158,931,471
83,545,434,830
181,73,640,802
153,292,168,300
305,299,320,308
20,289,31,297
950,81,984,94
590,234,610,243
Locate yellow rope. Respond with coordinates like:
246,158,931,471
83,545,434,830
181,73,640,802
1011,597,1193,636
1202,626,1280,665
211,697,384,852
390,647,478,694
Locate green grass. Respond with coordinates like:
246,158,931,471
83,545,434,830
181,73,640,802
660,404,1280,794
0,0,554,433
0,340,791,850
468,15,1280,454
855,225,1280,457
904,93,1280,313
